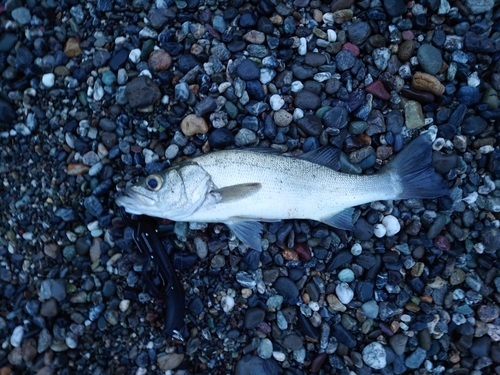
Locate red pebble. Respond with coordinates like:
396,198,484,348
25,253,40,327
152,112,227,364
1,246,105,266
311,353,328,373
434,235,450,251
402,30,414,40
342,42,360,57
295,243,312,261
365,80,391,100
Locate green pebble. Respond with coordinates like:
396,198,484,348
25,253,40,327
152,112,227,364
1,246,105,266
225,101,238,119
102,70,116,86
141,39,155,60
348,120,368,135
338,268,355,283
483,87,498,110
315,106,332,119
78,91,87,106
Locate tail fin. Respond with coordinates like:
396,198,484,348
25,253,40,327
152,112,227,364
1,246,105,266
381,127,449,199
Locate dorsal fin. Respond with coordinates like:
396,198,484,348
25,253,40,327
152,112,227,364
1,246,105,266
298,146,341,170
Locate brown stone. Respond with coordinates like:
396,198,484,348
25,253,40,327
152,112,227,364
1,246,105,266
44,243,60,259
148,49,172,72
411,72,445,95
274,109,293,126
54,66,70,76
398,40,415,62
181,114,209,136
331,0,354,11
243,30,265,44
64,38,82,58
67,163,89,176
376,145,393,160
333,9,353,23
283,249,299,261
157,353,184,371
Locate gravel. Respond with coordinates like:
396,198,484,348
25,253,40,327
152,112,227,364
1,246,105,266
1,0,500,373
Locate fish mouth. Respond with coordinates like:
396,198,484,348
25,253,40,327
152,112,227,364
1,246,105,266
115,189,156,214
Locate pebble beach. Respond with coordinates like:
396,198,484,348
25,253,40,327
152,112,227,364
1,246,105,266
1,0,500,373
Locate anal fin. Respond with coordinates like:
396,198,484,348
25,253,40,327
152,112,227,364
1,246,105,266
226,220,263,251
320,208,355,231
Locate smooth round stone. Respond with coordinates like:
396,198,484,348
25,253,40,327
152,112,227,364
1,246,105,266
338,268,355,283
208,128,234,149
296,114,323,136
363,342,387,369
237,59,260,80
405,347,427,369
456,86,481,106
336,282,354,304
245,307,266,329
383,0,407,16
257,338,273,359
336,49,355,71
417,44,443,75
294,90,321,110
273,109,293,127
304,52,326,67
42,73,55,88
270,94,285,110
382,215,401,236
235,128,257,147
11,7,31,25
362,300,379,319
347,21,371,45
461,116,487,136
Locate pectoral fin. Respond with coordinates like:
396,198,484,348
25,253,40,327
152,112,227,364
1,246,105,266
213,183,262,203
226,220,263,251
321,208,355,231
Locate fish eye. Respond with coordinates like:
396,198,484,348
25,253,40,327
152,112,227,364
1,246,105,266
145,175,162,191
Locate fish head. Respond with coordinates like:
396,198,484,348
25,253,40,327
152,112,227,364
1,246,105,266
116,162,214,220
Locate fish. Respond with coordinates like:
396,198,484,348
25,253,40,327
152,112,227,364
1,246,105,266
116,126,449,252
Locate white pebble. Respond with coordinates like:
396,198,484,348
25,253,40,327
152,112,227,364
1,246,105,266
467,71,480,87
314,72,331,82
93,80,104,101
322,13,334,25
298,37,307,55
161,95,169,105
292,108,304,121
10,326,24,347
291,80,304,93
432,137,445,151
463,192,478,204
218,82,231,93
129,48,141,64
273,352,286,362
42,73,55,88
362,342,387,370
336,282,354,304
139,69,152,78
221,295,235,313
373,223,387,238
118,299,130,312
309,301,320,311
270,94,285,111
351,243,362,256
117,68,128,84
479,145,494,154
382,215,401,237
115,36,127,44
327,29,337,42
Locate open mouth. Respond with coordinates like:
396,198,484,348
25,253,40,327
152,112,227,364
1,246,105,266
116,189,155,210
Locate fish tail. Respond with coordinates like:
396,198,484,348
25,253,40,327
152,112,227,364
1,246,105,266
381,127,449,200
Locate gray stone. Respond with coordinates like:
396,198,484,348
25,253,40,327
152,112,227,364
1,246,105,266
417,44,443,75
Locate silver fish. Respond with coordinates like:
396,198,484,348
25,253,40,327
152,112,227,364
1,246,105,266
116,127,448,251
